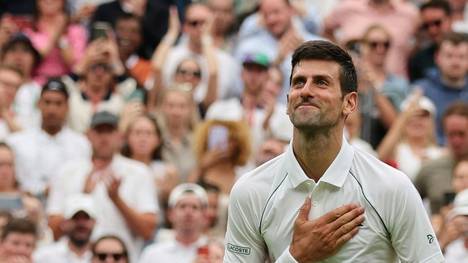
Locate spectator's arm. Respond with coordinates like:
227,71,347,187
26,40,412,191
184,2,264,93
200,18,218,111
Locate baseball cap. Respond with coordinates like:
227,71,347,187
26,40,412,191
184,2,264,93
400,96,436,116
168,183,208,208
205,99,243,121
2,33,41,66
64,194,97,219
41,78,69,98
242,53,270,69
90,111,119,129
451,189,468,218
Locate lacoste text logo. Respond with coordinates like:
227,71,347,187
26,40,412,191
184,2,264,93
227,243,251,255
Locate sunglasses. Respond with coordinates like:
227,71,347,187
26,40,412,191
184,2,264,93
95,252,126,261
90,63,112,72
367,40,391,50
176,68,202,78
421,19,443,31
186,19,205,27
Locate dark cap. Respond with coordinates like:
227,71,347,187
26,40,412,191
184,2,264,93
41,78,69,98
242,53,270,69
90,111,119,129
2,33,41,67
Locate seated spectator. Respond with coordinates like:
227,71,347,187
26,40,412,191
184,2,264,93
413,31,468,144
7,78,91,196
1,33,42,129
377,92,444,181
24,0,87,85
356,24,409,148
0,64,24,140
34,194,96,263
0,218,37,262
47,111,158,262
140,183,208,263
415,101,468,214
91,235,129,263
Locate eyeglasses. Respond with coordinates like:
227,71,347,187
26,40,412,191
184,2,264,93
176,68,202,78
421,19,443,31
95,252,126,261
366,40,391,50
186,19,205,27
90,63,112,72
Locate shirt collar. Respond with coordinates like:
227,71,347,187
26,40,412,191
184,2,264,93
285,137,355,189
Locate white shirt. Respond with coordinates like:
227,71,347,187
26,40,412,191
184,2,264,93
47,155,159,262
395,143,444,182
444,238,468,263
139,237,206,263
224,139,444,262
6,127,91,195
33,239,92,263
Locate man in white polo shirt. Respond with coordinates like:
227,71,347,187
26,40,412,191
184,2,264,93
224,40,444,262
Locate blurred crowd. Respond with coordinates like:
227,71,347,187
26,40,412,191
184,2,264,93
0,0,467,262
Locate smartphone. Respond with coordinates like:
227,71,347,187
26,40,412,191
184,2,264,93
91,22,112,41
443,192,456,206
0,194,23,211
208,125,229,150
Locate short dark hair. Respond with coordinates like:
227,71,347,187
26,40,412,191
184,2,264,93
290,40,358,95
420,0,451,16
1,218,37,241
437,31,468,52
443,101,468,124
115,12,143,33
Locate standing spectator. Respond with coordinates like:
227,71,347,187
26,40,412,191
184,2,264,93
139,183,208,263
25,0,87,85
0,65,24,140
415,102,468,214
323,0,419,77
34,194,96,263
408,0,452,82
0,218,37,263
235,0,320,103
47,111,158,262
414,32,468,144
7,78,91,196
207,0,237,53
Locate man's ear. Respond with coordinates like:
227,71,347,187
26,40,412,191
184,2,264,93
343,92,358,117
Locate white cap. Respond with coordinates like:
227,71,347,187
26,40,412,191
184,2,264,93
451,189,468,217
64,194,97,219
400,96,436,116
168,183,208,208
205,99,243,121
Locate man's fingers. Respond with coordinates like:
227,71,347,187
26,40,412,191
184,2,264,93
319,204,361,225
332,214,364,242
296,197,311,223
334,225,359,249
328,206,364,232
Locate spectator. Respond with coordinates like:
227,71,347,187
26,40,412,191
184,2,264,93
139,183,208,263
207,0,237,53
47,111,158,262
1,33,42,129
323,0,419,77
91,235,129,263
7,78,91,196
34,194,96,263
377,92,444,181
408,0,452,82
415,101,468,214
452,159,468,193
414,32,468,144
25,0,87,85
344,110,376,156
160,3,241,104
0,64,24,140
236,0,320,103
0,16,19,55
0,218,37,263
356,24,409,148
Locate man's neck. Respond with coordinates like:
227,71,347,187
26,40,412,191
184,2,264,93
292,128,343,182
242,91,261,109
175,231,200,247
441,75,466,88
188,40,202,54
68,240,90,257
42,125,63,136
92,156,113,170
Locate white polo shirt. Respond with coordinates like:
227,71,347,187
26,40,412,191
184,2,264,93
224,139,444,262
33,239,92,263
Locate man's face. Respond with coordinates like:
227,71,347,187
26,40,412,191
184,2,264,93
241,64,269,95
0,233,35,258
287,60,354,132
65,211,95,247
0,68,22,107
444,114,468,159
170,194,206,233
85,63,114,90
115,18,142,57
2,44,35,77
436,42,468,81
208,0,234,34
260,0,292,38
38,91,68,131
88,125,120,159
184,5,213,45
420,8,451,43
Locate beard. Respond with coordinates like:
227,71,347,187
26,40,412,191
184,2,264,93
69,232,91,248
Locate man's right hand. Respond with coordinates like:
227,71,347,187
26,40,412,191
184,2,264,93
289,197,365,262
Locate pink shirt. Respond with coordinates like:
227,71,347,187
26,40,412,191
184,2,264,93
26,24,87,85
324,0,419,77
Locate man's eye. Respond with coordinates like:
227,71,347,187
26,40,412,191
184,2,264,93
316,79,328,86
293,80,305,88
